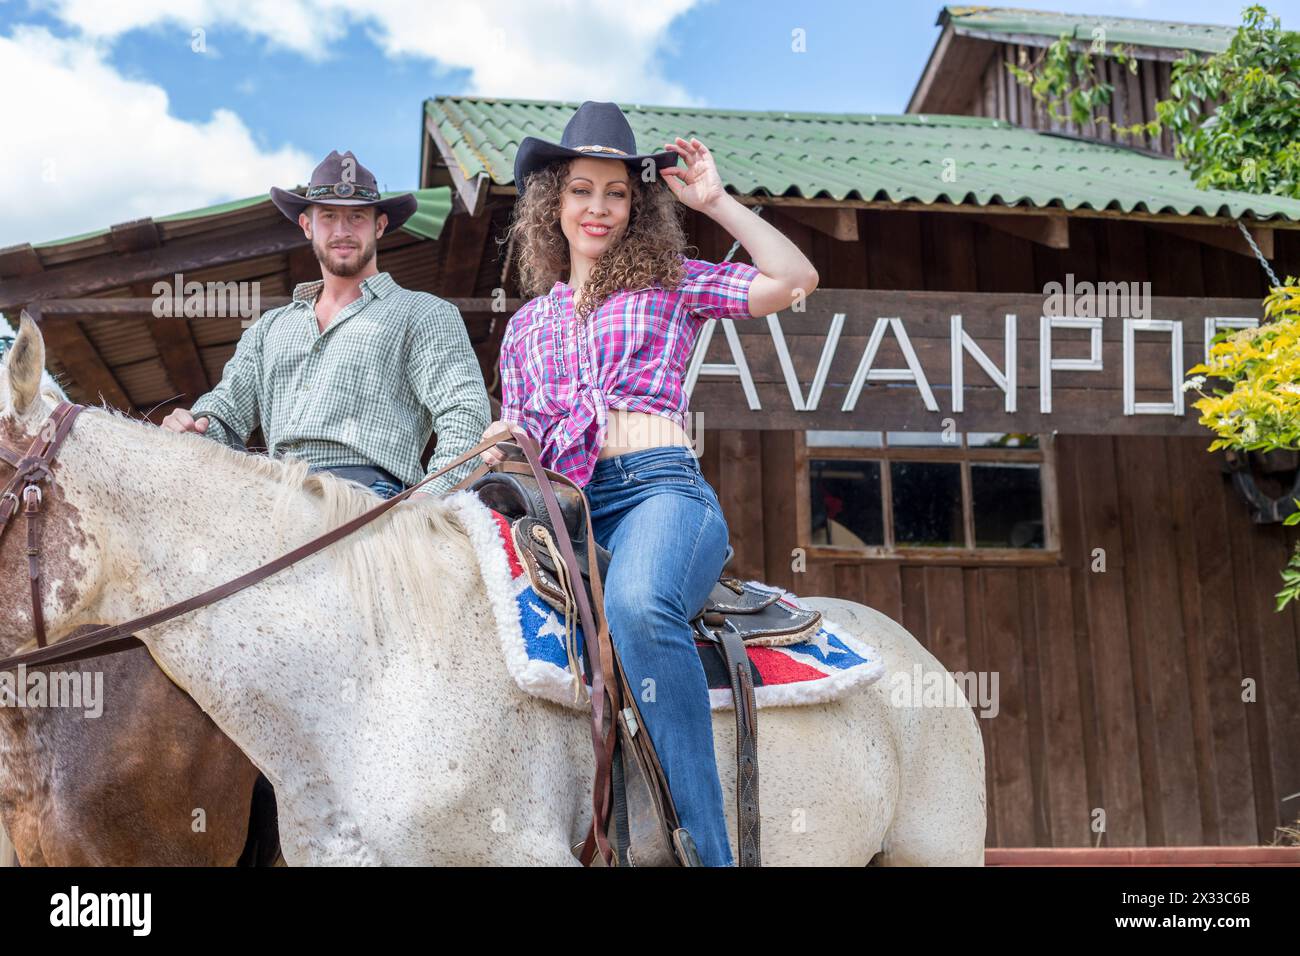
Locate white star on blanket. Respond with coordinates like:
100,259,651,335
808,629,845,657
529,601,569,652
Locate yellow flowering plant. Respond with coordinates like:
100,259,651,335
1186,279,1300,610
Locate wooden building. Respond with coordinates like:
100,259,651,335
3,8,1298,856
421,91,1300,849
909,5,1235,154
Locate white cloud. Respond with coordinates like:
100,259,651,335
0,25,313,247
40,0,350,58
3,1,704,247
38,0,702,102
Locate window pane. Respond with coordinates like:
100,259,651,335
971,463,1044,548
890,461,963,546
806,430,883,447
967,432,1040,448
810,459,884,547
886,431,957,447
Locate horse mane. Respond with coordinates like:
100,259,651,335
89,405,480,642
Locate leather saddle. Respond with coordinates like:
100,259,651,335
469,444,823,868
471,458,821,648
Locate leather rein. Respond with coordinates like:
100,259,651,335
0,405,623,864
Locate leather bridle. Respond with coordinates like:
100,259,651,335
0,400,84,649
0,404,624,865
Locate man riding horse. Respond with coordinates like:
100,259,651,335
162,150,491,500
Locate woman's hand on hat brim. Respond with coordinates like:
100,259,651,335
661,137,726,212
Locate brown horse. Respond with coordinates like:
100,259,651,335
0,646,279,866
0,316,278,866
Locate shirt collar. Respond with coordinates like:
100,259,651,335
291,271,397,305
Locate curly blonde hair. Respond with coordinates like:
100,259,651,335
506,159,689,318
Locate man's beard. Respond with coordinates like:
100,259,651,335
314,234,377,278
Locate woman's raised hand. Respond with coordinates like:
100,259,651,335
661,137,726,212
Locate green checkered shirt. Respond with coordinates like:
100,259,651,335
190,271,490,494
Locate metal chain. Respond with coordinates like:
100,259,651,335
1237,220,1281,289
723,204,764,262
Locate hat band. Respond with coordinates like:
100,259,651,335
305,182,381,202
573,144,630,156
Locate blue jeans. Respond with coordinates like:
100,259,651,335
309,465,406,500
367,478,404,500
584,445,734,867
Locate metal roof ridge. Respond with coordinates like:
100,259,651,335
424,96,1005,127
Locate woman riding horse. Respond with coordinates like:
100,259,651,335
478,101,818,866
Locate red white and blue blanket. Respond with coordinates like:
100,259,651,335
461,499,885,712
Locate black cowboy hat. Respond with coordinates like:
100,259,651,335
513,101,678,196
270,150,417,230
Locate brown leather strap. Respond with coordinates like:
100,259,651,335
1,412,72,538
491,450,621,865
25,487,46,647
0,402,83,648
719,627,761,866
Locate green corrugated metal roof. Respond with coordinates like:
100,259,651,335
940,5,1236,54
424,96,1300,224
32,187,453,249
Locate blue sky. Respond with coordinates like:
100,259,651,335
1,0,1295,246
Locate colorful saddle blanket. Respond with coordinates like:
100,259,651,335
464,501,885,712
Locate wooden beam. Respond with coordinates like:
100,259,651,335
147,319,212,402
948,27,1206,64
0,243,44,280
0,221,309,312
34,297,292,316
437,212,494,296
907,21,956,114
447,297,523,313
777,206,859,241
975,212,1070,249
25,308,133,410
424,114,489,218
745,195,1300,231
908,30,997,115
286,244,318,288
32,296,504,318
130,279,210,404
1150,222,1274,260
110,219,161,255
485,182,1300,231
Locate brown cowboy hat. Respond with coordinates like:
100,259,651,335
270,150,417,230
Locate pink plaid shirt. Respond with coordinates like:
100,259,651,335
499,256,760,486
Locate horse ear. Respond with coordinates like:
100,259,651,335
6,311,46,415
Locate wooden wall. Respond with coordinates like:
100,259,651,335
679,208,1300,847
969,41,1176,154
716,431,1300,848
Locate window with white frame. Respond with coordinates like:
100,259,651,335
803,430,1058,559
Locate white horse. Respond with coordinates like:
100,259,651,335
0,316,986,865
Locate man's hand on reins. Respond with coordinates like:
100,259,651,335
161,408,210,435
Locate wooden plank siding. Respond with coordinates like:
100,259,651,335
969,41,1171,154
705,208,1298,847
